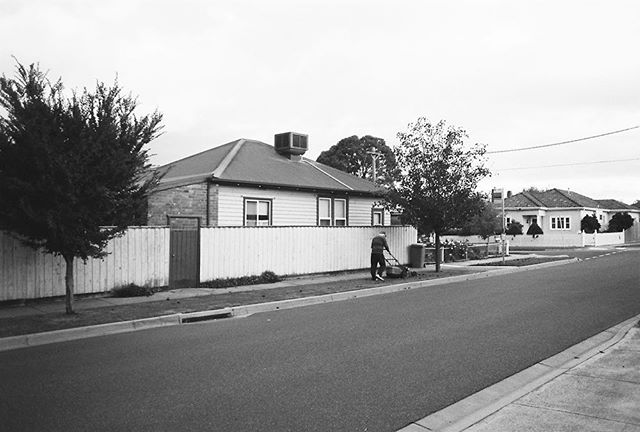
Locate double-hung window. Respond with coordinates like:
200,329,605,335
245,199,271,226
550,216,570,230
318,197,348,226
372,208,384,226
334,199,347,226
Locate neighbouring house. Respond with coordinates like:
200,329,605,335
503,189,640,234
147,132,393,227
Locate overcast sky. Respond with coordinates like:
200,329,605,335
2,0,639,203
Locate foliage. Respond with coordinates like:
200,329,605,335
606,212,634,232
580,214,601,234
522,186,544,193
111,283,162,297
505,221,523,235
458,201,501,239
316,135,398,185
526,221,544,236
200,270,282,288
0,60,163,313
386,118,490,271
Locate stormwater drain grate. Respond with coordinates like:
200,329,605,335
180,309,233,324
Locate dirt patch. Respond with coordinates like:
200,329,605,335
0,268,483,338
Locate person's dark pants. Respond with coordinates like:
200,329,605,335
371,252,386,279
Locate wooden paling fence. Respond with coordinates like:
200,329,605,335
0,226,417,301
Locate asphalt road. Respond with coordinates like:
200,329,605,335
1,248,639,432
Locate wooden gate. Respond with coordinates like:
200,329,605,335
168,216,200,288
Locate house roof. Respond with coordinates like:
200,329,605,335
595,199,637,211
155,139,381,195
505,188,635,211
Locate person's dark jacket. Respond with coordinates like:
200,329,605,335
371,235,389,254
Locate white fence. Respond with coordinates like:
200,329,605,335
0,228,170,301
1,226,417,301
200,226,417,281
443,232,626,248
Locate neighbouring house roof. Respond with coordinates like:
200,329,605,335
505,188,632,210
154,139,381,195
594,199,637,211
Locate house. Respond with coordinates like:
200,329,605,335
147,132,392,227
503,188,640,234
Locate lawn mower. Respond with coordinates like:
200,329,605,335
384,250,411,279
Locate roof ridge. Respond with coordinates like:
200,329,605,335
154,139,242,170
553,188,582,207
521,191,544,207
303,160,354,190
212,139,246,178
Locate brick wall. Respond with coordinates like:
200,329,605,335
147,182,209,226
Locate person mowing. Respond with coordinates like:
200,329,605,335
371,231,390,281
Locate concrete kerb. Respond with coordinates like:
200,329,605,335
0,257,579,352
0,313,182,352
397,313,640,432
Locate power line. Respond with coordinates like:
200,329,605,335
494,157,640,172
487,125,639,154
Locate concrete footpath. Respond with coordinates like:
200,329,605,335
399,316,640,432
2,252,639,431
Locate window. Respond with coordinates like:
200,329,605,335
244,199,271,226
372,208,384,226
334,199,347,226
550,216,571,230
318,197,348,226
318,198,332,226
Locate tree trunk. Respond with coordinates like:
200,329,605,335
435,231,441,273
63,254,75,314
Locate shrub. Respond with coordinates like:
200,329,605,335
111,283,157,297
526,222,544,236
506,221,523,235
606,212,634,232
580,214,600,234
200,270,282,289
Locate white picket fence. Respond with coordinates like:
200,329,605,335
1,226,417,301
443,231,626,248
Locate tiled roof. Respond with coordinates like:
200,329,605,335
505,188,618,209
155,139,381,194
595,199,636,210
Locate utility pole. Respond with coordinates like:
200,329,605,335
367,147,383,183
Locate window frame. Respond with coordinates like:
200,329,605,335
550,216,571,230
372,208,384,226
243,198,272,226
334,198,347,226
317,196,349,226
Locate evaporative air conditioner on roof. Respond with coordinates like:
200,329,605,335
274,132,308,157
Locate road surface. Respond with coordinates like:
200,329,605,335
1,247,639,431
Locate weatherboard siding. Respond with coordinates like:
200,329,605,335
216,185,384,226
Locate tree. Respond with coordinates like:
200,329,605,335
580,214,601,234
606,212,634,232
0,61,163,314
316,135,398,185
505,221,523,235
386,118,490,272
458,200,500,235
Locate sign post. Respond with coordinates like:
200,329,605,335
492,188,506,264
